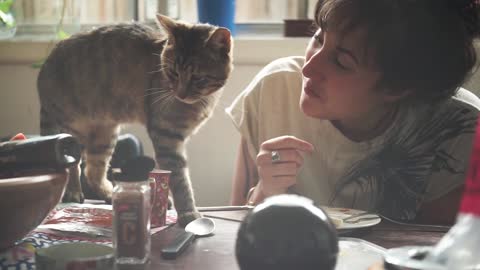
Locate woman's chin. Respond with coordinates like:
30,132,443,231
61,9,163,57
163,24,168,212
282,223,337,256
300,96,325,119
300,102,325,119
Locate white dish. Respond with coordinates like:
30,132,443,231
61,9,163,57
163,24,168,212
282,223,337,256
335,237,386,270
323,207,382,231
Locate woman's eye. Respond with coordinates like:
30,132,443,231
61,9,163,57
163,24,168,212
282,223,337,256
334,54,354,71
334,57,349,70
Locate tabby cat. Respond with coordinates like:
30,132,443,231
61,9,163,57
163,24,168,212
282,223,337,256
37,15,233,226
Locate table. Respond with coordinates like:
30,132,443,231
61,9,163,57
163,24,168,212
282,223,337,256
148,209,449,270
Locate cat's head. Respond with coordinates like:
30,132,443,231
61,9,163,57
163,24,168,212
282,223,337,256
156,14,233,104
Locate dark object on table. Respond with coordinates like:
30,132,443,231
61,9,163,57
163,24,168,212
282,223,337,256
235,194,339,270
0,133,81,178
161,217,215,259
284,19,314,37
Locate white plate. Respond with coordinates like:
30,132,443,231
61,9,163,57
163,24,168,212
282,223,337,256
323,207,382,231
335,237,386,270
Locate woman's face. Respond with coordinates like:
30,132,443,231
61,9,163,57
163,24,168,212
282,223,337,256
300,27,394,126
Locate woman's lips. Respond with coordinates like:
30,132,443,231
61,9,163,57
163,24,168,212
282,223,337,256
303,80,321,98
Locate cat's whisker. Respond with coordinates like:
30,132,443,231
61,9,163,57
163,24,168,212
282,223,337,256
161,58,174,65
148,67,168,74
151,90,175,107
156,95,173,112
152,95,167,106
142,91,169,98
142,88,172,99
154,91,173,102
167,95,177,111
207,100,225,114
145,87,170,92
214,98,233,108
196,97,207,111
211,97,244,114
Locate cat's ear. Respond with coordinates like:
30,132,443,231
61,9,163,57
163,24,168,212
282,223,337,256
206,27,232,53
156,14,176,36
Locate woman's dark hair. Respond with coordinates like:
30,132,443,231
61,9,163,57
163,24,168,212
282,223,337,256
314,0,480,103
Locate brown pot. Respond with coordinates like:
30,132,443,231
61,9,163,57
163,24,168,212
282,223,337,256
284,19,315,37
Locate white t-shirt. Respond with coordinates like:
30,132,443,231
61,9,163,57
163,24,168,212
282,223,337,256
226,56,480,221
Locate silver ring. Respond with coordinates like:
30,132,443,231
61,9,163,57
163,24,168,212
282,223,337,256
271,151,281,163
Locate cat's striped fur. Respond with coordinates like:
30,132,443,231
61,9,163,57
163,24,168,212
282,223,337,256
37,15,233,226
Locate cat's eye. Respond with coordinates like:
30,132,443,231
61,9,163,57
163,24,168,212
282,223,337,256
192,77,209,87
195,77,208,83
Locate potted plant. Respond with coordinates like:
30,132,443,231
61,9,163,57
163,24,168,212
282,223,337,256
0,0,16,39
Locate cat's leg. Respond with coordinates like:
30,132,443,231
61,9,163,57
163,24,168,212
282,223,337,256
148,129,201,227
40,106,85,203
83,125,119,203
62,162,84,203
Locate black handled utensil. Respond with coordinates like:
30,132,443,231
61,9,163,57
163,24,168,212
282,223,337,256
161,217,215,259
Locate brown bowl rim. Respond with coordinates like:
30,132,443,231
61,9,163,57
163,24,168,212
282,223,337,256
0,173,65,187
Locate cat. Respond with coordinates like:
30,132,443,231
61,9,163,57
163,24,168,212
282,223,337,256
37,14,233,226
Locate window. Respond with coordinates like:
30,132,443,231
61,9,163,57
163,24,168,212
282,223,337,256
11,0,317,37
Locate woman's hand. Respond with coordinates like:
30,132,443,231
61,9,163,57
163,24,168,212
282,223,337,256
255,136,314,198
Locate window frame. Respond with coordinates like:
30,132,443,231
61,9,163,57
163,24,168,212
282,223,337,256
11,0,316,39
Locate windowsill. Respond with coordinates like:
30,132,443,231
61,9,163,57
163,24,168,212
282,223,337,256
0,34,309,66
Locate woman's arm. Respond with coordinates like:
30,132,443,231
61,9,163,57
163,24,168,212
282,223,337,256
230,138,259,205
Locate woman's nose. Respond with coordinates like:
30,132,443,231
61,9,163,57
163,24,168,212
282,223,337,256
302,49,326,79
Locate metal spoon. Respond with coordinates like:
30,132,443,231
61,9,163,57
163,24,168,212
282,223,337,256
161,217,216,259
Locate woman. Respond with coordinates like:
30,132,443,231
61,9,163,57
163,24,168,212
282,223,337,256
227,0,480,224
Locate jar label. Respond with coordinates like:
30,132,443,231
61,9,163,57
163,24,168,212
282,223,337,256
114,200,147,259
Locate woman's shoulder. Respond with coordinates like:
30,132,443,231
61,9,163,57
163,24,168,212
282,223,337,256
241,56,304,99
408,87,480,119
258,56,305,79
451,87,480,112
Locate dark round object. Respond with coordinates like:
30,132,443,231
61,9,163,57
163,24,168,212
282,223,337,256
114,155,155,182
235,194,339,270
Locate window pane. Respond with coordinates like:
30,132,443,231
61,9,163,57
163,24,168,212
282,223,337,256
13,0,80,24
79,0,136,24
173,0,314,24
13,0,136,26
236,0,307,23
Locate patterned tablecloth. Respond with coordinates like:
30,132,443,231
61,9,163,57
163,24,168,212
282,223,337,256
0,203,177,270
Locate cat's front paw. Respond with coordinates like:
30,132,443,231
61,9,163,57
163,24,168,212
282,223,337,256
177,211,202,227
62,189,85,203
88,178,113,203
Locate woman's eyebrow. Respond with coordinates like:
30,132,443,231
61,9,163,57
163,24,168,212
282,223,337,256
336,46,359,65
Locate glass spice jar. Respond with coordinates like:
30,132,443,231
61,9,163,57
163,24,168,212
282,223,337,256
112,156,155,267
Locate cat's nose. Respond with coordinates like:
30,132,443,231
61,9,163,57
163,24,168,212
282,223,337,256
176,91,188,100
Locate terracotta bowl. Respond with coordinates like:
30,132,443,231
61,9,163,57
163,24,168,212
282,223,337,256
0,171,68,251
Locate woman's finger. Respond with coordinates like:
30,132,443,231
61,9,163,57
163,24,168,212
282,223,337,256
256,149,304,166
258,162,298,177
260,176,297,196
261,136,314,153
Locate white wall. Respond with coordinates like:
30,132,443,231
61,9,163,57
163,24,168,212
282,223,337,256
1,38,480,206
